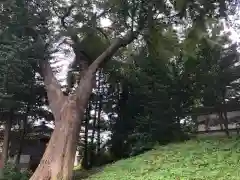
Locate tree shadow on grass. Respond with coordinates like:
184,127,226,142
72,167,104,180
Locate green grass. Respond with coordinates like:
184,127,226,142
82,136,240,180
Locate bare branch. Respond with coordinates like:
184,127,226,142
61,5,75,29
96,9,110,19
50,0,61,17
39,60,67,120
96,27,110,42
75,22,144,101
85,1,147,73
74,0,147,100
60,4,108,30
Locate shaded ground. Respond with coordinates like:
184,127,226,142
76,136,240,180
73,167,104,180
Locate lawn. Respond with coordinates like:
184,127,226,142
78,136,240,180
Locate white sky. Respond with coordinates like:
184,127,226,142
53,18,113,84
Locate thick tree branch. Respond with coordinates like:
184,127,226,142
61,5,75,29
74,0,147,101
60,4,110,42
87,12,146,73
25,27,66,121
39,59,67,120
75,27,143,101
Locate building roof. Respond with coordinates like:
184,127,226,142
187,103,240,116
26,123,53,139
0,123,53,141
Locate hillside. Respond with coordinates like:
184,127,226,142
77,136,240,180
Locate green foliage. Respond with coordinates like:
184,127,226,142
79,33,109,61
86,136,240,180
107,21,239,159
2,164,32,180
0,0,51,121
0,0,239,177
108,45,195,158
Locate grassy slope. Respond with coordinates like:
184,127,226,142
83,136,240,180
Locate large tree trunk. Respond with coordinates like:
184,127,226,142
29,21,143,179
2,113,12,167
30,41,120,179
30,100,84,180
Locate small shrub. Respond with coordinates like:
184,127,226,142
1,164,32,180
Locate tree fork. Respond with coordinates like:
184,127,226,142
29,11,145,177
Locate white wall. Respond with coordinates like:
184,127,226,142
198,123,238,132
197,111,240,122
197,110,240,132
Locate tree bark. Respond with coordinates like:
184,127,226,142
30,98,84,180
39,60,67,126
218,111,229,137
218,113,224,130
82,103,91,169
2,111,13,167
97,71,104,155
15,109,29,169
89,72,100,167
96,95,102,155
222,110,230,137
